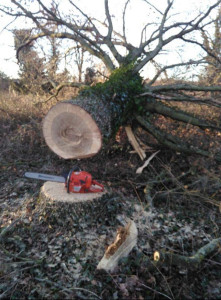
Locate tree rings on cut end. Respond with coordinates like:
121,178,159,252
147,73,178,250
42,102,102,159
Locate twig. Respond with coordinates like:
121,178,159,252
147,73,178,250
140,283,173,300
136,150,160,174
0,282,17,300
150,259,175,300
35,278,102,299
0,218,20,241
40,82,87,104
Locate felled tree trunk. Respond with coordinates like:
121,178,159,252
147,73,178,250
43,96,112,159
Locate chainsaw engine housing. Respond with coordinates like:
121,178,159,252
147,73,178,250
66,170,103,193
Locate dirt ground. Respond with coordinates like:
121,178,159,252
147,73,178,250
0,93,221,299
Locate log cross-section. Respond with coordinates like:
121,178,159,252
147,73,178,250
43,101,103,159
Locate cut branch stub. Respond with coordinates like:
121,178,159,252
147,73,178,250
43,97,111,159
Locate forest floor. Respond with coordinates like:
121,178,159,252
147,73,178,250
0,91,221,299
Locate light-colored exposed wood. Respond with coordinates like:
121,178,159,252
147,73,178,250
97,220,138,273
125,126,146,160
41,181,106,203
43,102,102,159
136,150,160,174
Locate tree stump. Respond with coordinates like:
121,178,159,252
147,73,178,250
39,181,109,218
42,96,112,159
37,182,123,226
41,181,106,203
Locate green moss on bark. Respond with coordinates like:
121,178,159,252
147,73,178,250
80,63,144,132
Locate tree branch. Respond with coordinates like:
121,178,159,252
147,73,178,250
133,0,221,72
149,84,221,92
68,0,102,38
42,81,88,104
104,0,113,40
122,0,130,43
144,100,221,131
138,91,221,108
154,238,221,268
136,116,221,161
148,59,207,85
10,0,116,71
103,0,124,64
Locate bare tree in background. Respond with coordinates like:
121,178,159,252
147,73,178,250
1,0,221,160
13,29,46,93
199,7,221,85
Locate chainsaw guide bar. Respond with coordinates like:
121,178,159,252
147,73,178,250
25,172,65,183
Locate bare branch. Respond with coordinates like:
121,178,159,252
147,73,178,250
91,17,136,54
133,0,221,72
136,116,221,161
154,238,221,268
0,16,18,34
122,0,130,43
143,100,221,131
181,36,221,65
102,0,124,64
142,0,164,16
138,91,221,108
148,59,207,85
150,84,221,92
41,81,88,104
10,0,116,71
68,0,102,38
104,0,113,40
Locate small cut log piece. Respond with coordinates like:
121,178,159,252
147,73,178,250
97,220,138,273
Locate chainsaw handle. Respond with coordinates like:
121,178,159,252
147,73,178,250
90,180,104,193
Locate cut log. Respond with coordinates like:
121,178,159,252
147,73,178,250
42,96,112,159
97,220,138,273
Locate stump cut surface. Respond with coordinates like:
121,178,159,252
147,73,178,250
43,102,102,159
41,181,106,203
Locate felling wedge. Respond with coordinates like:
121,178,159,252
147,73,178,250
97,220,138,273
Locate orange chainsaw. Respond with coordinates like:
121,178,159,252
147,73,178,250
24,167,104,193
